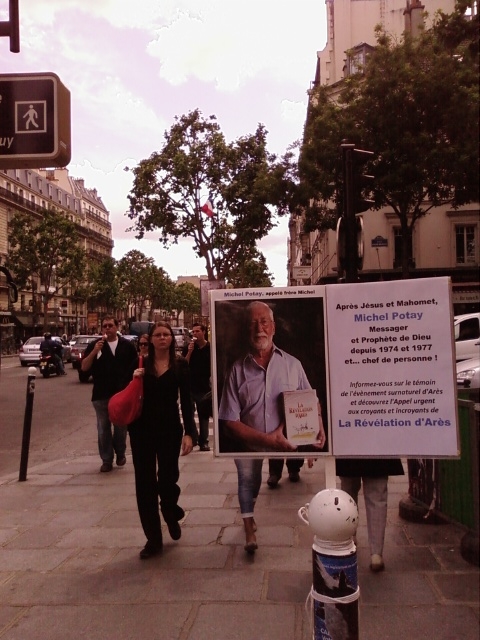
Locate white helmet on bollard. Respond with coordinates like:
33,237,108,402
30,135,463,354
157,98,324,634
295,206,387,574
298,489,358,542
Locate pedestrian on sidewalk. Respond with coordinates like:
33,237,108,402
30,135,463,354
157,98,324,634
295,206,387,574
219,301,326,554
81,315,137,473
336,458,404,572
137,333,150,358
129,321,196,559
183,322,212,451
266,457,304,488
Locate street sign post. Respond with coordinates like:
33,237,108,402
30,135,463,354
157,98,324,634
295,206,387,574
0,72,71,169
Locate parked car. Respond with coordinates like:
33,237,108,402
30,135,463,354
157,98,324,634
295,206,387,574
456,356,480,390
121,334,139,349
70,335,101,370
454,313,480,362
172,326,190,352
18,336,71,367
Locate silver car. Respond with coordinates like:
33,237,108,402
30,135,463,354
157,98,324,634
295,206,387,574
454,313,480,362
18,336,71,367
172,327,190,352
456,356,480,390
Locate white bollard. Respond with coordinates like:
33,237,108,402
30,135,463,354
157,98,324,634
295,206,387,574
299,488,360,640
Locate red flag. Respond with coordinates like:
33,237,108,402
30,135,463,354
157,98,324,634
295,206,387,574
201,195,214,217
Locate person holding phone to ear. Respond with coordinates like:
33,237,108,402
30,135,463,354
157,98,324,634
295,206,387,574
182,323,212,451
81,315,138,473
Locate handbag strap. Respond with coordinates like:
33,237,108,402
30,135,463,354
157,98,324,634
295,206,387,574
139,355,143,367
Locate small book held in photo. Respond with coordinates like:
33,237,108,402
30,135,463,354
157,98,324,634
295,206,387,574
282,389,320,446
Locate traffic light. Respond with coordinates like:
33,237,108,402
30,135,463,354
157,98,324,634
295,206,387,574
339,142,375,282
336,214,364,272
352,148,375,214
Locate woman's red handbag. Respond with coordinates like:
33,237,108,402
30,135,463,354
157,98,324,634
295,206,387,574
108,356,144,426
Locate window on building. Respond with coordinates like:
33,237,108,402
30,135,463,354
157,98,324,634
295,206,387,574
455,225,476,264
393,227,414,268
345,43,375,77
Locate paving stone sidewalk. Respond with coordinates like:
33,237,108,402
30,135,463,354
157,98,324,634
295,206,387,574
0,449,478,640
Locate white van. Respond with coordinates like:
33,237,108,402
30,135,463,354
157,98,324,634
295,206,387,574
454,312,480,362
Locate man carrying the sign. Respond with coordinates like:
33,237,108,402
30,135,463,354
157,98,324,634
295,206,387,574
218,301,326,554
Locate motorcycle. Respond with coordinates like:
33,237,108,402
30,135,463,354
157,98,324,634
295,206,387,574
39,353,60,378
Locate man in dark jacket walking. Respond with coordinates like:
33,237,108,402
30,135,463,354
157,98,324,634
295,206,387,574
183,323,212,451
81,316,137,472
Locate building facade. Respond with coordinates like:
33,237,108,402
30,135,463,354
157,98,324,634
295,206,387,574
0,167,114,349
288,0,479,314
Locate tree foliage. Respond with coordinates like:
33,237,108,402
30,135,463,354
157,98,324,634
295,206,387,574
173,282,201,317
127,109,291,282
226,249,273,288
298,7,479,276
147,268,176,319
7,209,86,329
116,250,176,321
85,257,122,313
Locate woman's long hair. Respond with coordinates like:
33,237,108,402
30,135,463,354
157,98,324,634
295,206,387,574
144,321,176,375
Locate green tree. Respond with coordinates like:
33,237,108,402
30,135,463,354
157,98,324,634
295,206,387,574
7,209,86,330
127,109,291,282
226,249,273,288
116,250,157,321
173,282,201,324
86,257,123,314
299,7,479,277
147,268,176,320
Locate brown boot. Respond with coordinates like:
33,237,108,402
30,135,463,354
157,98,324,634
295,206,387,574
243,517,258,554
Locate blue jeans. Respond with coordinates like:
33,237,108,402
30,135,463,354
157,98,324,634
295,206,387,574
235,458,264,518
92,398,127,464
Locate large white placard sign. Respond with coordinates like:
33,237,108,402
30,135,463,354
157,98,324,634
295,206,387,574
326,277,459,457
210,286,331,458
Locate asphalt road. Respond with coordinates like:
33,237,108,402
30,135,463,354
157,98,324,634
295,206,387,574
0,358,98,477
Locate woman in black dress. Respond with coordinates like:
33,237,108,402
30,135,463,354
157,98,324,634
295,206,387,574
129,321,196,559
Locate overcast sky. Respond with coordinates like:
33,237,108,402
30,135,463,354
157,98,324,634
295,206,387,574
1,0,327,285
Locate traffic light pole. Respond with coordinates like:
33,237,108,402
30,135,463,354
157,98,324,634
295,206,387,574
341,142,357,284
0,0,20,53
